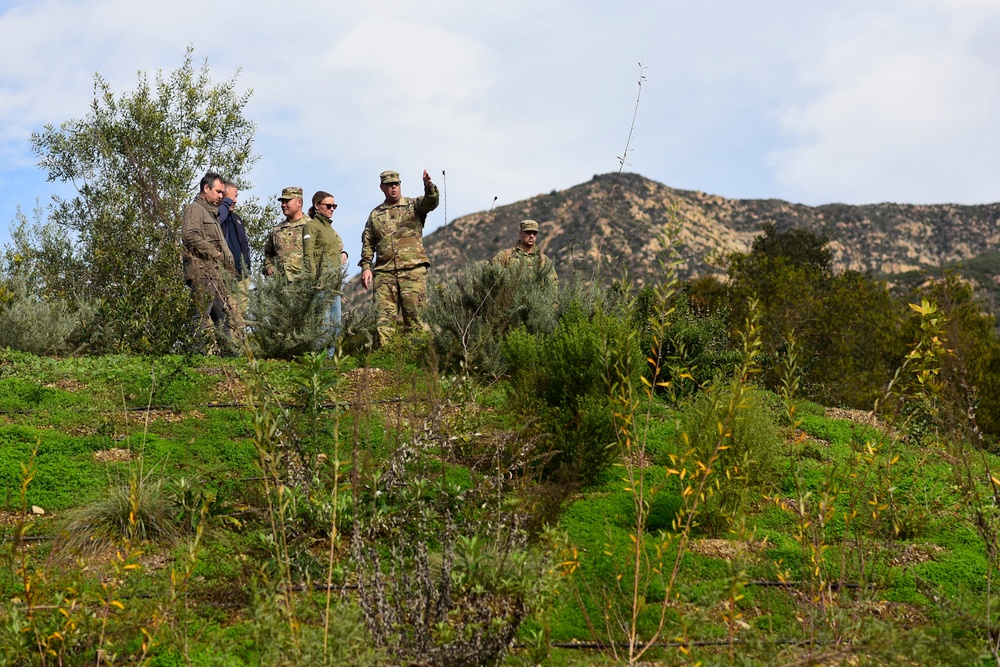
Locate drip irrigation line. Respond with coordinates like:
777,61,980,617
747,580,864,590
0,395,427,417
1,535,52,543
519,638,836,650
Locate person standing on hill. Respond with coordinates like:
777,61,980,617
359,169,439,347
492,219,558,286
264,186,309,281
303,190,349,330
181,172,238,345
218,181,252,322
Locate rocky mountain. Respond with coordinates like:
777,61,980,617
347,172,1000,303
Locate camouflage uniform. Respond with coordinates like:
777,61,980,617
359,171,439,346
181,195,240,341
492,220,558,287
264,187,309,281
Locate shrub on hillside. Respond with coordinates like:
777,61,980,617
425,259,558,376
642,292,741,400
677,387,782,536
914,274,1000,438
0,275,95,356
246,264,344,359
503,299,643,487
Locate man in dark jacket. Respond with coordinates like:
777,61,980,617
219,181,252,321
182,172,238,346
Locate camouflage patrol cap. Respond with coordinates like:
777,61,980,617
519,220,540,232
379,170,401,185
278,187,303,201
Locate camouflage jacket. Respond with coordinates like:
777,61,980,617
182,196,236,282
359,183,439,274
264,215,309,281
493,244,551,267
302,212,345,281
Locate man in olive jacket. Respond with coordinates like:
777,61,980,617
359,169,438,347
182,172,238,343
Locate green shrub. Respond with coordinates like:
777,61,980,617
246,265,344,359
425,259,558,376
677,387,782,536
504,299,642,487
655,294,741,399
0,275,95,356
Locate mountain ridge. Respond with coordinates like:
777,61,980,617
345,172,1000,304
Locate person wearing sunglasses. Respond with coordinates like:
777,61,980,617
303,191,349,335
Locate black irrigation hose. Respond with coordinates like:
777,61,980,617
747,580,864,590
520,638,836,650
0,395,425,417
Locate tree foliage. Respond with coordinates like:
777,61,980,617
726,224,907,408
14,48,267,353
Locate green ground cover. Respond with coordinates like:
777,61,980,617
1,350,999,665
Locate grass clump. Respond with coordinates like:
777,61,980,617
58,471,180,552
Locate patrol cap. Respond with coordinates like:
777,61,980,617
519,219,540,232
380,170,401,185
278,186,303,200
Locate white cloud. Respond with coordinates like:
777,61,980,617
770,0,1000,203
3,0,1000,265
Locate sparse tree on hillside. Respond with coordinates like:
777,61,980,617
14,48,271,353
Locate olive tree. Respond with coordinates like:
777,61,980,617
18,48,268,353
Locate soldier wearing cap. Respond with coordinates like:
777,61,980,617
359,169,439,346
263,186,309,280
493,219,557,285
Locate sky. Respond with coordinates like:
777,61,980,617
1,0,999,273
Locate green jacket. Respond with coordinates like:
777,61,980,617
302,212,344,281
264,215,308,280
359,182,439,273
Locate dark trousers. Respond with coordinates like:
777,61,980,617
187,277,231,340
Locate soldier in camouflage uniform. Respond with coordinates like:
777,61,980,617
263,187,309,280
359,169,439,347
492,219,558,286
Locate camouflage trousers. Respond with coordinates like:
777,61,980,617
372,266,427,347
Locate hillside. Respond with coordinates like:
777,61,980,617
2,349,999,665
344,172,1000,307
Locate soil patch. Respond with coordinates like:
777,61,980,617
94,448,133,463
824,408,888,432
45,378,88,392
688,538,767,561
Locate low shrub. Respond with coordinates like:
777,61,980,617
425,259,559,376
677,387,782,536
504,299,643,487
0,275,95,356
246,264,344,359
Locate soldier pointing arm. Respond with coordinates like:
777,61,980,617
359,169,438,347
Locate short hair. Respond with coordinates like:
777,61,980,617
223,180,238,191
199,172,224,193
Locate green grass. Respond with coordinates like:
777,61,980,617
3,350,1000,665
